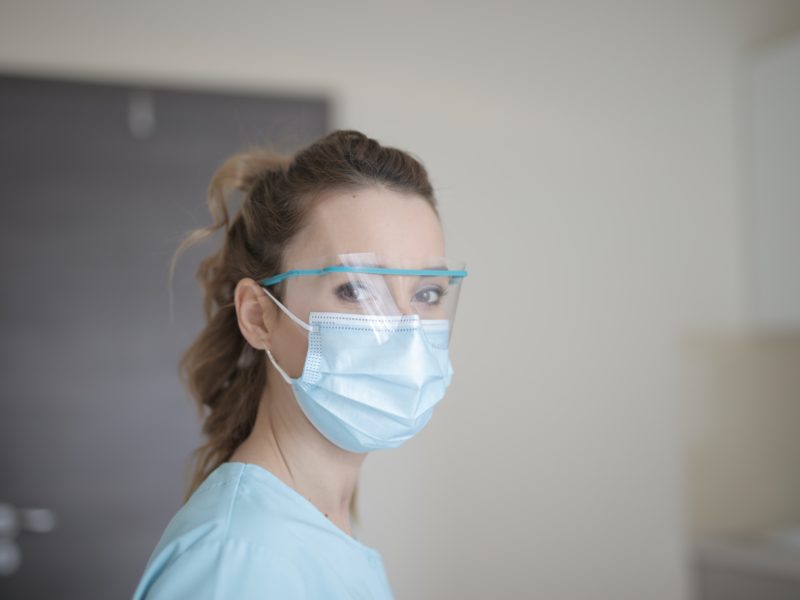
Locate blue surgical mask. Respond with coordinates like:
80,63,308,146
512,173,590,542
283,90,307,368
262,286,454,453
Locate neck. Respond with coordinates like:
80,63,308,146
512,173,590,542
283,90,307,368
229,379,366,538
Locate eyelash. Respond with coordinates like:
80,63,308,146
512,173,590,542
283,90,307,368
415,285,447,305
335,282,448,305
336,282,370,303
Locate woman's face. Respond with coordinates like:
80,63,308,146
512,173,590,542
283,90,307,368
268,185,446,379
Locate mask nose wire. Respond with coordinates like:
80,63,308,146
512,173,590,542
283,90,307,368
261,285,314,332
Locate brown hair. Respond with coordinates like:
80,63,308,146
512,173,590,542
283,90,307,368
167,129,439,518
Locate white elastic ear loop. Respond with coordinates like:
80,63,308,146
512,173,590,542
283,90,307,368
265,348,294,385
261,286,313,332
261,285,312,385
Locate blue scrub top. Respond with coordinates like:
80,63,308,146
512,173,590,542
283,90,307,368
132,462,395,599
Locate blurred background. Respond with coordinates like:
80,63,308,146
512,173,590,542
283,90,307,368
1,1,799,599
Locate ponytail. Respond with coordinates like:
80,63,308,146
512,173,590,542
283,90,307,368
168,148,288,501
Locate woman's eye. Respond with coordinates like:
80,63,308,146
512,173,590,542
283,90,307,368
414,286,445,305
336,282,371,303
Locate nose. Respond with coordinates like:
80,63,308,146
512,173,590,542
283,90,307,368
397,302,416,316
384,277,418,316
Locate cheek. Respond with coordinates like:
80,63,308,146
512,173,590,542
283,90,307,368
273,318,310,379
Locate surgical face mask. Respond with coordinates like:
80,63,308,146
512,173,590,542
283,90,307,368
261,287,455,453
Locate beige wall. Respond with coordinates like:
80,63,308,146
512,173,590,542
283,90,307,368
3,1,800,598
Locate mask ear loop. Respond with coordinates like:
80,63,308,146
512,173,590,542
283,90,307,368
261,286,313,332
260,285,313,385
265,348,293,384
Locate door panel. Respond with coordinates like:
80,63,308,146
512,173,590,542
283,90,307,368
0,74,328,599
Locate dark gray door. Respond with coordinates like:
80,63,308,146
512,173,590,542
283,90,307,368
0,74,328,599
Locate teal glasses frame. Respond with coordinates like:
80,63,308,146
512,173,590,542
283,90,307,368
259,265,468,287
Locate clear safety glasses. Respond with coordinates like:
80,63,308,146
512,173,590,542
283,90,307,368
258,253,467,347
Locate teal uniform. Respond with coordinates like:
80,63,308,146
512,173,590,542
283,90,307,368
132,462,394,599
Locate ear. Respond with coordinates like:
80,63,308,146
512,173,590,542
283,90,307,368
235,278,279,351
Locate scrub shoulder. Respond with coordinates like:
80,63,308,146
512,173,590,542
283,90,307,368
131,462,394,600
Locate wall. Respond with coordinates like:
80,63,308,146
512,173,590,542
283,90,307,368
682,30,800,543
750,34,800,328
3,1,800,598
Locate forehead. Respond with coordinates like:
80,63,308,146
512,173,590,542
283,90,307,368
284,186,445,265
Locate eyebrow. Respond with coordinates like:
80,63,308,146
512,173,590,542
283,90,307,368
348,263,449,271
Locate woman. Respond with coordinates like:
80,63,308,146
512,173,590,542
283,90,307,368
132,129,467,599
